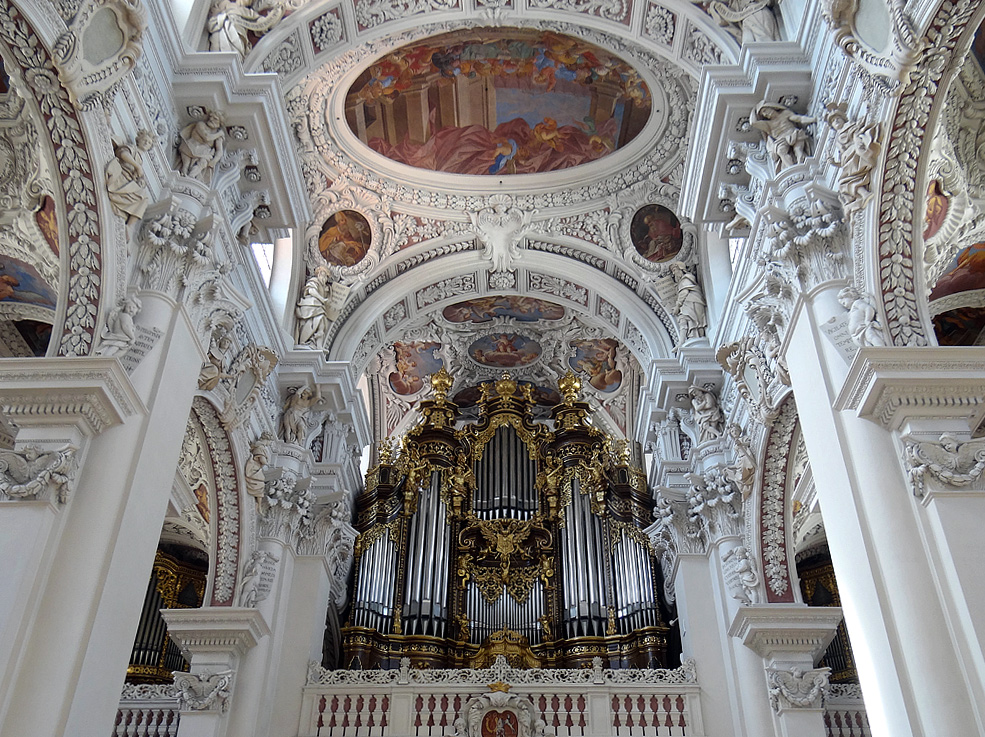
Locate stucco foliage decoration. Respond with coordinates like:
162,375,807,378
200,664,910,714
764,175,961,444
759,397,797,600
876,0,976,346
191,398,241,605
0,0,102,356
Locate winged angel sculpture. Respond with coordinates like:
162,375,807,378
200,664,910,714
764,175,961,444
0,446,76,503
904,434,985,497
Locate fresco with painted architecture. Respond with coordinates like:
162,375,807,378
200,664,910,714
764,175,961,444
630,204,683,263
568,338,622,392
389,341,443,395
318,210,372,267
469,333,542,367
345,28,651,175
442,295,565,323
930,243,985,346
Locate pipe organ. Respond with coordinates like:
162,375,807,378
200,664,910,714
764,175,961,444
344,370,671,669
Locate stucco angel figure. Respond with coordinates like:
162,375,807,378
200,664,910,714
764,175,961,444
281,385,322,446
105,130,154,225
244,432,274,500
904,433,985,497
688,385,724,444
178,110,226,183
751,101,815,171
704,0,779,44
837,286,887,347
725,423,756,498
670,262,707,342
295,266,333,347
207,0,284,57
97,295,142,357
722,545,761,604
827,104,882,216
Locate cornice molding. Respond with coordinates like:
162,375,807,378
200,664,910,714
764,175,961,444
0,357,144,435
728,604,843,662
834,347,985,431
160,607,270,658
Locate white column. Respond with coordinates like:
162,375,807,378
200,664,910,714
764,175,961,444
0,292,204,737
730,605,843,737
162,608,269,737
786,282,985,736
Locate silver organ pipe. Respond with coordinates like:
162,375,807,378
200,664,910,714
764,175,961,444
342,373,671,670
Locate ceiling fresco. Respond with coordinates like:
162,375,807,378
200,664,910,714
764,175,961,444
344,28,651,175
442,295,565,323
373,294,638,438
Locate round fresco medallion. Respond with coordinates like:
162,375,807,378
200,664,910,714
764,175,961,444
442,295,564,323
630,204,683,263
344,28,652,176
469,333,542,367
318,210,372,267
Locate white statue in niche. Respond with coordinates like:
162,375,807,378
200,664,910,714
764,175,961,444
178,110,226,183
751,100,815,171
295,266,333,347
207,0,284,57
826,103,882,216
244,432,274,500
281,386,322,446
688,385,724,443
670,261,707,342
703,0,780,44
105,130,153,226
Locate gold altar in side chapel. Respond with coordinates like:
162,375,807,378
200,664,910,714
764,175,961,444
342,369,671,670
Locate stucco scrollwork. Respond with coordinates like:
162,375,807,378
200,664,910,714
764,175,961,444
218,344,278,430
767,666,830,712
0,445,76,503
172,669,234,713
903,433,985,498
53,0,146,110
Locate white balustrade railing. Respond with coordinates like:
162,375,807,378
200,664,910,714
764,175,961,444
301,657,703,737
113,683,180,737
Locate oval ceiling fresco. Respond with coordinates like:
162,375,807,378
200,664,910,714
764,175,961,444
344,28,651,176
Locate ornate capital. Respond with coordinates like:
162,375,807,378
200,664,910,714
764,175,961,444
136,206,219,299
903,434,985,498
686,468,742,542
0,445,76,504
759,196,848,295
652,492,706,557
258,470,315,543
172,669,233,714
766,666,830,712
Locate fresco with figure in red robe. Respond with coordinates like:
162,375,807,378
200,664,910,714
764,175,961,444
345,28,651,175
442,295,565,323
630,204,683,263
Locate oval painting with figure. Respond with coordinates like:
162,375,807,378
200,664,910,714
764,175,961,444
630,204,683,263
318,210,372,267
344,28,652,176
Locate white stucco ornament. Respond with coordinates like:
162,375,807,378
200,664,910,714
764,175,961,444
453,689,545,737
